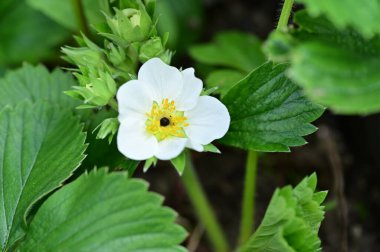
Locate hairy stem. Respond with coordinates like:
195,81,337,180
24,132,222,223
238,150,258,244
71,0,90,35
277,0,295,31
182,152,230,252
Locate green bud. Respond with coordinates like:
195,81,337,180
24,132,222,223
104,7,152,44
69,67,117,107
94,118,119,144
138,37,165,62
62,46,103,68
62,34,104,68
105,41,126,66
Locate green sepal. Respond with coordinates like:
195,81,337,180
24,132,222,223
93,118,119,144
201,86,219,96
143,157,157,172
203,143,221,154
170,151,186,175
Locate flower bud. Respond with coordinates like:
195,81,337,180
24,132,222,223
67,68,117,107
105,7,152,44
94,118,119,143
138,37,165,62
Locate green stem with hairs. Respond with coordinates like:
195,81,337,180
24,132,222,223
277,0,295,31
238,150,259,244
182,152,230,252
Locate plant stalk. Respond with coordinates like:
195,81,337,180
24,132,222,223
277,0,295,31
238,150,258,244
182,152,230,252
72,0,90,36
108,98,119,111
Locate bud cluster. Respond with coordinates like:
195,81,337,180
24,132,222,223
63,0,172,141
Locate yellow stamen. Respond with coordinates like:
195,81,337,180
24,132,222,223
145,99,189,141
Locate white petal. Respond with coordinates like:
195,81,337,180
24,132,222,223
138,58,183,102
185,140,204,152
175,68,203,111
117,80,152,115
185,96,230,147
154,137,187,160
117,120,158,161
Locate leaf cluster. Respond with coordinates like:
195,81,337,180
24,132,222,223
239,174,327,252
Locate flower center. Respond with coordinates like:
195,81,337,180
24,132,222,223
146,98,189,141
160,117,170,127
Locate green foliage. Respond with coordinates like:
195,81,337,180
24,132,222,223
0,1,69,66
190,32,265,72
239,174,327,252
205,70,244,97
0,64,78,108
27,0,105,31
156,0,203,53
265,11,380,115
19,169,187,252
190,32,266,96
0,102,86,250
297,0,380,38
221,62,324,152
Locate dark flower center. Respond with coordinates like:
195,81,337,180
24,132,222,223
160,117,170,127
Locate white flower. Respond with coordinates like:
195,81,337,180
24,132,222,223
116,58,230,160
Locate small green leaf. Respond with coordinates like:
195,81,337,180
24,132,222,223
0,102,86,250
221,62,324,152
203,144,221,154
19,169,187,251
265,11,380,115
239,174,327,252
189,31,266,73
0,64,78,108
298,0,380,38
170,152,186,175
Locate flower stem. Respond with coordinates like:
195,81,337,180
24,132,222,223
108,98,118,111
182,152,230,252
238,150,258,245
277,0,295,31
71,0,90,36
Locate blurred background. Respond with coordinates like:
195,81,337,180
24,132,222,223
1,0,380,251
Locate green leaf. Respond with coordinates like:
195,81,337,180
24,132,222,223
170,152,186,175
189,31,266,73
27,0,105,31
265,11,380,115
239,174,327,252
19,169,187,251
0,1,69,66
0,101,87,250
297,0,380,38
205,69,244,97
221,62,324,152
0,64,78,108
